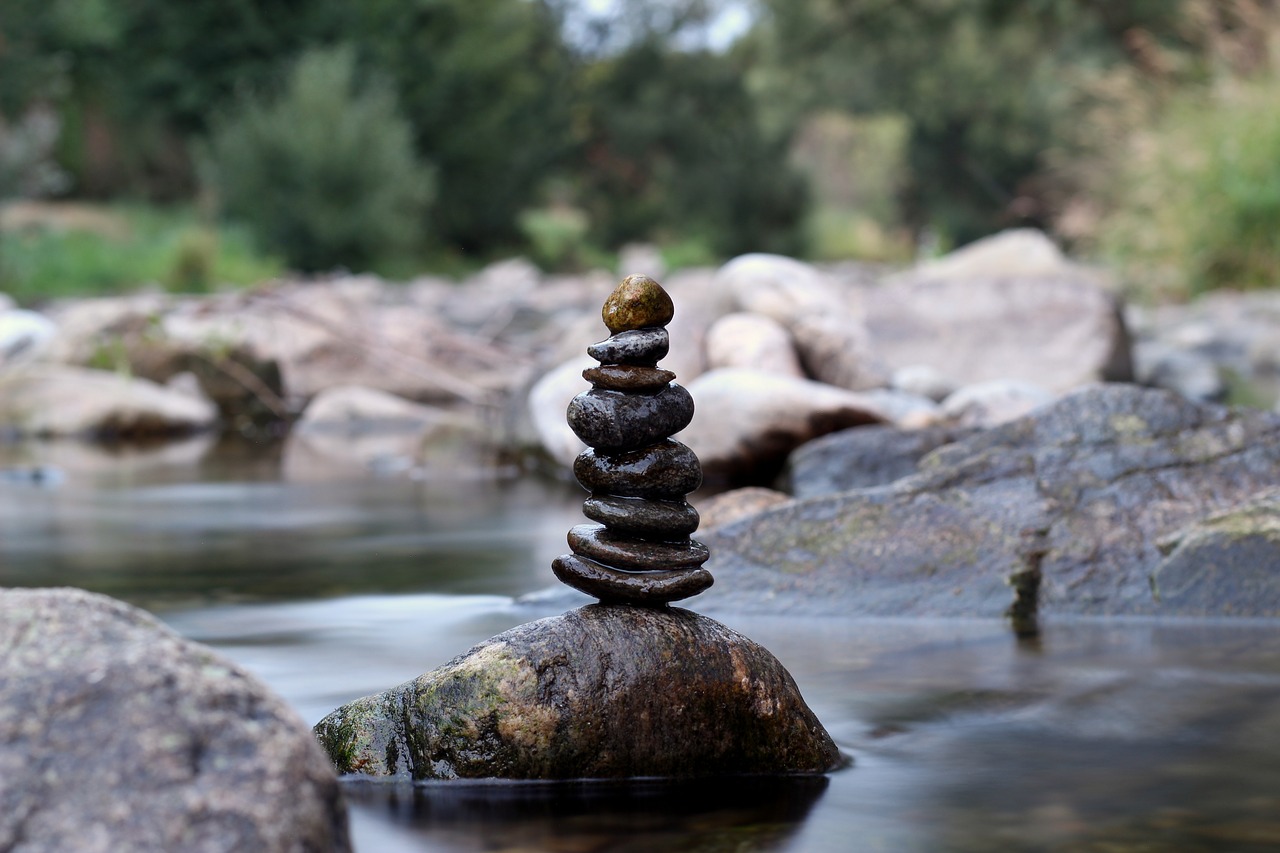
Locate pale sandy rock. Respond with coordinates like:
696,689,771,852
0,364,216,438
704,312,803,377
698,487,792,531
940,379,1055,428
528,355,592,468
680,368,888,484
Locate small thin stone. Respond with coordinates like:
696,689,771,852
568,524,709,571
583,495,700,539
583,365,676,392
587,328,669,366
602,274,675,334
552,554,713,605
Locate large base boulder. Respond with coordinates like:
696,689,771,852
0,588,351,853
315,605,841,779
701,384,1280,618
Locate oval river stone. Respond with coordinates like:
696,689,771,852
583,365,677,392
587,328,669,366
552,555,713,605
574,440,702,500
568,524,709,571
567,385,694,451
602,274,675,334
582,495,700,539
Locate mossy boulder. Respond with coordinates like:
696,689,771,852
314,605,841,779
699,384,1280,617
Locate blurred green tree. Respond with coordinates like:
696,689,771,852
204,45,433,272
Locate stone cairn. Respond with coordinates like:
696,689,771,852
553,274,713,605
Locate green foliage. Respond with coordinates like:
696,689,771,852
1100,73,1280,300
0,204,281,303
203,46,433,274
351,0,575,251
575,41,808,258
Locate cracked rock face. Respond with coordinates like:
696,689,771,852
314,605,842,780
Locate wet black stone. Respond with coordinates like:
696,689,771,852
583,365,676,392
583,495,700,540
552,554,714,605
574,440,702,500
567,385,694,451
587,328,669,367
568,524,709,571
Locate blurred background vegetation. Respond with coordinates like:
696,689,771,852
0,0,1277,302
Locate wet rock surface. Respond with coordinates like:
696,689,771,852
314,605,841,780
700,384,1280,617
0,588,351,852
556,276,711,605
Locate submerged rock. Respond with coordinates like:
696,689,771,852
700,384,1280,618
314,605,841,780
0,588,351,852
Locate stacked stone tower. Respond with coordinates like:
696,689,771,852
553,274,713,605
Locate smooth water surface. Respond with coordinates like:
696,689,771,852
4,439,1280,852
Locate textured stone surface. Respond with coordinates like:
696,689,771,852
785,423,979,497
1150,490,1280,616
0,588,351,853
552,556,714,604
573,440,703,499
698,384,1280,618
582,495,701,539
566,384,694,450
602,274,675,333
567,524,709,570
583,364,676,391
587,328,670,366
314,605,839,779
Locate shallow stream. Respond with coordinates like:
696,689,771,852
3,438,1279,852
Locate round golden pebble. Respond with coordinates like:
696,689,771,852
601,274,675,334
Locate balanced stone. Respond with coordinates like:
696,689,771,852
602,274,675,334
553,555,713,605
568,524,710,570
587,328,669,366
555,274,711,605
567,384,694,451
574,440,702,500
584,365,677,392
583,495,700,539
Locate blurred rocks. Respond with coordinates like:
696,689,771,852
939,379,1056,428
314,605,841,779
784,423,978,497
864,231,1133,393
0,588,351,852
705,312,804,377
681,368,888,486
0,364,217,438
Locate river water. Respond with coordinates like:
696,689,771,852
3,438,1280,852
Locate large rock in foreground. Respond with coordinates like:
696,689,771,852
315,605,841,779
0,588,351,852
701,384,1280,618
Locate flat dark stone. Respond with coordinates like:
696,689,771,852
568,524,709,571
583,495,700,539
552,554,714,605
575,439,702,500
587,328,669,367
583,365,676,392
567,385,694,451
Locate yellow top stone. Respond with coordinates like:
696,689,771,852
602,274,675,334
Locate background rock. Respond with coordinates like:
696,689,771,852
698,486,792,530
865,233,1133,393
939,379,1055,428
680,368,888,485
0,364,217,438
699,384,1280,618
0,588,350,853
784,423,979,497
315,605,841,780
704,312,803,377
